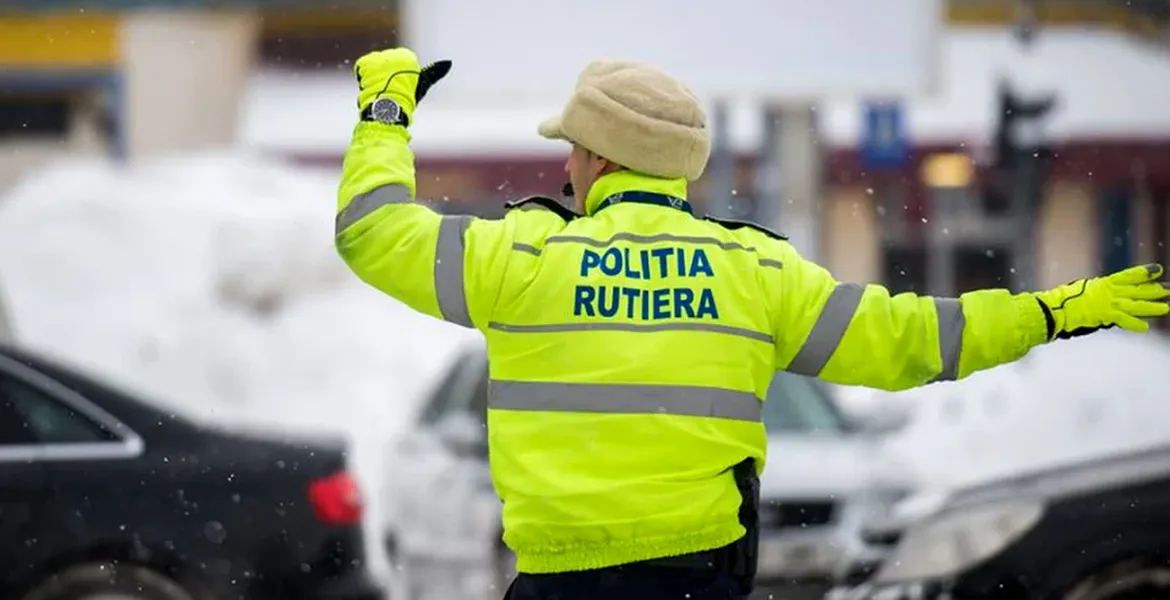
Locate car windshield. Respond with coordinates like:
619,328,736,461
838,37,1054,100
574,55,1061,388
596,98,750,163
761,370,849,434
417,349,486,426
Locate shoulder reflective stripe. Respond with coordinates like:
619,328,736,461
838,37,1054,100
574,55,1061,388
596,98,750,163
786,283,866,376
548,232,756,252
489,380,762,422
512,243,540,256
488,321,773,344
335,183,413,235
543,232,782,269
930,297,965,382
434,215,474,328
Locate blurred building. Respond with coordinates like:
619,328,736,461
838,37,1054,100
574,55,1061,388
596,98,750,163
247,27,1170,304
0,0,397,192
818,24,1170,297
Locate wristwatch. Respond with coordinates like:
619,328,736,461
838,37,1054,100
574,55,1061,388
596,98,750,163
361,97,410,127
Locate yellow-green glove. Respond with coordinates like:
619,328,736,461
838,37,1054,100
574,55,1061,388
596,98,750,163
354,47,452,124
1034,263,1170,340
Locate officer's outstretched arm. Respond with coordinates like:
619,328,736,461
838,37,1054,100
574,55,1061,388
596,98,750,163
771,244,1049,391
335,123,523,330
335,49,526,330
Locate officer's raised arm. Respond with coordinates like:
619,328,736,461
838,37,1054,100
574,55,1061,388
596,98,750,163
767,241,1169,391
334,50,519,330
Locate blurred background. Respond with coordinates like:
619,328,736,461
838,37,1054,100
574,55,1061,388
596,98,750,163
2,1,1170,600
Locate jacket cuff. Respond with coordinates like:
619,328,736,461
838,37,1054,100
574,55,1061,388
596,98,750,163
352,120,411,144
1016,293,1051,350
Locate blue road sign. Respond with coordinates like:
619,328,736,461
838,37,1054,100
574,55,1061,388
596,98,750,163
861,102,908,169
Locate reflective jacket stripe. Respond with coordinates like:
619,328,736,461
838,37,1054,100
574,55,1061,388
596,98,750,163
336,183,474,328
931,298,965,382
787,283,865,376
788,284,967,380
488,321,773,344
549,232,757,251
540,233,782,270
434,215,473,327
335,183,412,235
489,380,762,422
512,243,541,256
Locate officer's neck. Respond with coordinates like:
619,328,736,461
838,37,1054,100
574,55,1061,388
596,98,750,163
584,170,688,216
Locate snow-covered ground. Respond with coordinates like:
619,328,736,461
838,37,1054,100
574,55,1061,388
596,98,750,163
0,152,478,581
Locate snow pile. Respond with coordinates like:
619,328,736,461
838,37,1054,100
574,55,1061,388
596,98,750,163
0,153,478,576
873,330,1170,489
0,153,472,432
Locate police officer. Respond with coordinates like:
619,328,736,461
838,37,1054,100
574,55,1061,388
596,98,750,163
335,48,1170,600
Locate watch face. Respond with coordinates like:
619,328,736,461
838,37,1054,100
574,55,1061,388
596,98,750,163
371,98,402,123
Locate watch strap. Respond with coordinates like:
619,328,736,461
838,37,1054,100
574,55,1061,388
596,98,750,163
360,100,411,127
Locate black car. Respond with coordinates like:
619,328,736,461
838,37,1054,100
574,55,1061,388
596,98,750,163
0,343,383,600
830,444,1170,600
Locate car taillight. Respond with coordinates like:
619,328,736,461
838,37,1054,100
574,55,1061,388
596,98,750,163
308,471,363,526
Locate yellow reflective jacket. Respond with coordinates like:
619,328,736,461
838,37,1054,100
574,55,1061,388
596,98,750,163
335,122,1050,573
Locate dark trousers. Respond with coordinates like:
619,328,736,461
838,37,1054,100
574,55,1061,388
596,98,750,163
503,562,748,600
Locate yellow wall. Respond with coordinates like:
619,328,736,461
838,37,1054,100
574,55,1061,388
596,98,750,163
0,13,121,68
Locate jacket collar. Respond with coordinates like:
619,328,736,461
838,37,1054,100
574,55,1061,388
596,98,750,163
583,170,688,216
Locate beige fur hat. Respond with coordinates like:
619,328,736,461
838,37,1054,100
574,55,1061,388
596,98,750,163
538,60,710,181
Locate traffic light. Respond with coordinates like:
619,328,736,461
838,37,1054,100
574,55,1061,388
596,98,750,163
983,79,1059,218
992,79,1058,172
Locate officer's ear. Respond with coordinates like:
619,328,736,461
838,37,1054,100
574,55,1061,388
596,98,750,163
580,147,623,179
594,155,624,177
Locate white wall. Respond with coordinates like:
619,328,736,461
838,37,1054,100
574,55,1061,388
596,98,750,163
121,9,259,158
403,0,940,102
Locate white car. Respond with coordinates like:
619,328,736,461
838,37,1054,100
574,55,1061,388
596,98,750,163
826,486,953,596
754,371,917,599
383,346,917,600
383,346,501,600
